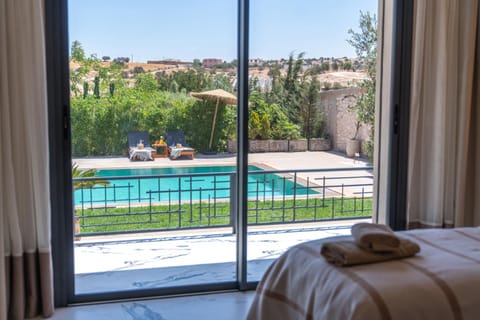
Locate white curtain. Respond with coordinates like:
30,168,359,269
0,1,54,319
408,0,480,228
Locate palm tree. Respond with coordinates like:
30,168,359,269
72,163,110,240
72,163,110,190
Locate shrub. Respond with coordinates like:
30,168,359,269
333,82,343,89
133,66,145,74
248,92,300,140
71,88,198,156
164,99,235,152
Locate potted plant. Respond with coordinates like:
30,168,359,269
346,121,361,158
72,163,110,240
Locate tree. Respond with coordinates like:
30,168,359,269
265,63,283,105
109,83,115,96
212,74,233,91
70,41,124,98
71,40,85,62
321,62,330,72
135,73,158,92
113,57,130,65
347,11,377,160
70,41,90,96
332,61,339,71
343,60,353,71
83,82,88,98
249,77,260,92
283,52,306,124
299,78,321,146
347,11,377,78
192,59,202,69
133,66,145,74
249,111,269,139
248,91,301,140
93,76,100,98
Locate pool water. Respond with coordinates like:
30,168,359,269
74,165,314,206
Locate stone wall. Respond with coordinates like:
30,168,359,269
319,87,371,154
308,138,332,151
225,87,371,155
227,138,331,153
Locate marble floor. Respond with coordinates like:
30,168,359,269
51,221,369,319
75,221,364,294
48,291,255,320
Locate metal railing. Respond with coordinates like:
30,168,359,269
73,167,373,237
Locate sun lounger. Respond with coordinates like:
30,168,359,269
128,131,154,161
165,130,194,160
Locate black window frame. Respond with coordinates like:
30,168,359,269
46,0,412,306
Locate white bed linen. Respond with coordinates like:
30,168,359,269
247,227,480,320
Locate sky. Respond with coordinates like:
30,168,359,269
68,0,378,62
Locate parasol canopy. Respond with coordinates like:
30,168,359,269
190,89,237,150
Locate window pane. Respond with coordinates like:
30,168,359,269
68,0,238,296
247,0,378,282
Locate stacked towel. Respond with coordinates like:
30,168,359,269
321,223,420,266
321,239,420,266
351,223,400,252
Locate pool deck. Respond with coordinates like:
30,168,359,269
73,150,369,171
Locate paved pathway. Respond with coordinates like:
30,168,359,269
74,150,369,171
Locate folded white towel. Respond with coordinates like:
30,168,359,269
351,223,401,252
321,238,420,266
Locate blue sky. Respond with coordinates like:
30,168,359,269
68,0,377,62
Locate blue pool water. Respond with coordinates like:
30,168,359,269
74,165,314,206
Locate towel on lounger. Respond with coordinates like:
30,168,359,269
321,239,420,266
351,223,401,252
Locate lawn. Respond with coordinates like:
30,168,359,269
76,197,372,235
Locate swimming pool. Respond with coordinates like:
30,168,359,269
74,165,315,206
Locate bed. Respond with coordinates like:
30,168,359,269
247,227,480,320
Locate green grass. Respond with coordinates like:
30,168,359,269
76,197,372,234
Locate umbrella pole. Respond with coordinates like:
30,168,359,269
209,98,220,150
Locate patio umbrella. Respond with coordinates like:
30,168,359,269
190,89,237,150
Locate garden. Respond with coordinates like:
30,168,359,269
70,43,328,157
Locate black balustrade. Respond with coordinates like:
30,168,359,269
73,167,373,237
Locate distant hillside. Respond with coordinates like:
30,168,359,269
69,57,368,89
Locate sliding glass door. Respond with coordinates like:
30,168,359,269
68,0,238,297
246,0,378,282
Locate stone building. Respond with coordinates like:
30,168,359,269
202,58,223,68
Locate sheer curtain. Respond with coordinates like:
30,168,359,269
0,1,54,319
407,0,480,228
